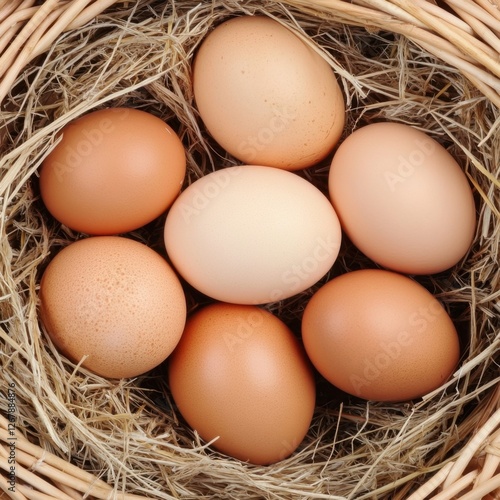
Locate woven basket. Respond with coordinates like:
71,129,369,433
0,1,499,499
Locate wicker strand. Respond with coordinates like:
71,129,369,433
0,1,33,25
0,417,151,500
456,10,500,55
1,0,500,107
0,454,75,500
407,462,456,500
474,0,500,22
428,470,479,500
476,428,500,485
457,475,500,500
411,0,475,34
0,475,27,500
50,481,84,500
407,394,500,499
14,483,60,500
444,407,500,489
443,0,500,32
282,0,500,106
0,0,59,81
0,0,122,106
0,7,38,43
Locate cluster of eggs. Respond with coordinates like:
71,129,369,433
38,16,476,465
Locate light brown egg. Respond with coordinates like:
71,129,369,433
40,108,186,235
328,122,476,275
302,269,460,402
193,15,345,170
168,302,316,465
39,236,187,379
164,165,341,305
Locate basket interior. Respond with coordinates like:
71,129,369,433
0,1,499,499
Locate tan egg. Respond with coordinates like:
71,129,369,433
328,122,476,275
40,108,186,235
164,165,342,305
168,302,316,465
39,236,187,379
302,269,460,402
193,15,345,170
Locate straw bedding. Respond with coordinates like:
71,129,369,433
0,0,498,499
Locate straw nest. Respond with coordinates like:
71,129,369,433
0,0,499,499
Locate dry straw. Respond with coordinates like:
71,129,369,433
0,0,499,498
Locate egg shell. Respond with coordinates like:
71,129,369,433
193,15,345,170
301,269,460,402
164,165,342,305
168,302,316,465
39,236,187,379
40,108,186,235
328,122,476,275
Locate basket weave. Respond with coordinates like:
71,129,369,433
0,1,499,499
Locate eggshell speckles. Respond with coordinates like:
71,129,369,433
168,302,316,465
193,15,345,170
302,269,460,402
328,122,476,274
39,236,187,379
40,108,186,235
164,165,342,305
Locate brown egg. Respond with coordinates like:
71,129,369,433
168,302,316,465
39,236,187,379
302,269,460,402
328,122,476,274
193,15,345,170
40,108,186,235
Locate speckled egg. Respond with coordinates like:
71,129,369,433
39,236,187,378
193,15,345,170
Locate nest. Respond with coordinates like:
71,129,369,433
0,0,499,499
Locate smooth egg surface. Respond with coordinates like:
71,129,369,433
40,108,186,235
39,236,187,378
302,269,460,402
328,122,476,274
168,302,316,465
164,165,342,304
193,15,345,170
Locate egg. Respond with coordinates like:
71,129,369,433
193,15,345,170
39,236,187,379
168,302,316,465
164,165,342,304
328,122,476,275
301,269,460,402
40,108,186,235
